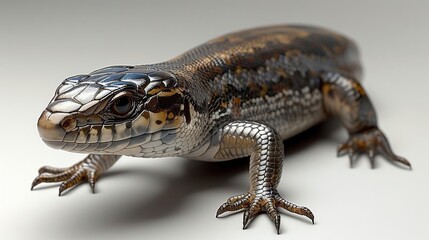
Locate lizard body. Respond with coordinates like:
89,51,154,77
33,25,410,234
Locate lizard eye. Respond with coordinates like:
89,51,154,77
111,95,133,116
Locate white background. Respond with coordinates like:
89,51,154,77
1,0,428,239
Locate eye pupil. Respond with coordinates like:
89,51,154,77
113,96,132,115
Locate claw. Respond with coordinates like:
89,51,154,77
337,143,348,156
395,156,412,170
242,210,255,229
31,179,38,191
386,153,411,169
368,149,375,169
274,215,281,234
301,207,314,224
244,203,259,229
90,182,96,194
242,210,249,229
348,150,354,168
378,141,412,169
216,203,229,217
88,171,97,194
31,178,40,190
58,181,73,196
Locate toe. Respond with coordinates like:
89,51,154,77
275,195,314,223
31,171,73,190
58,170,85,196
264,200,281,234
337,143,350,156
216,193,251,217
242,208,257,230
378,139,412,169
38,165,68,174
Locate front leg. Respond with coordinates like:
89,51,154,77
322,73,411,168
214,121,314,234
31,154,120,195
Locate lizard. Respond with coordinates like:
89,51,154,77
32,25,411,234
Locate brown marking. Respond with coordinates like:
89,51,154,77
277,68,288,78
260,84,268,97
148,111,167,133
142,110,150,119
157,90,179,97
163,25,356,95
322,83,352,118
144,96,158,112
145,82,165,96
352,82,366,96
232,97,241,118
156,93,183,109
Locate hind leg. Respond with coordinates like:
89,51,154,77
322,73,410,169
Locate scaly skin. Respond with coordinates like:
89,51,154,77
32,25,410,234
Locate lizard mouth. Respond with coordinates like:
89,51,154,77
38,109,182,155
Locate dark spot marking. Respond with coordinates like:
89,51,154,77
156,93,183,109
156,120,163,125
144,96,158,112
170,105,181,117
143,111,150,119
184,98,191,124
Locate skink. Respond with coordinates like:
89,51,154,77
32,25,410,234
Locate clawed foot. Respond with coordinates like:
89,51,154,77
31,158,101,196
337,127,411,169
216,190,314,234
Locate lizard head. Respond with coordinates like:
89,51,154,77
38,66,190,157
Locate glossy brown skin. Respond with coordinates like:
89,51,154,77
33,25,410,234
156,25,361,114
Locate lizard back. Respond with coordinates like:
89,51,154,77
155,25,362,141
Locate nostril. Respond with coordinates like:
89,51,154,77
60,118,77,132
61,119,71,128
